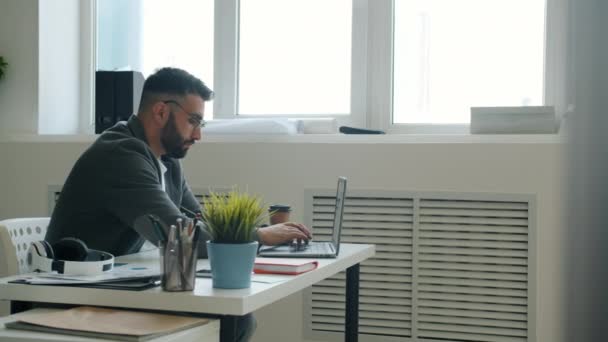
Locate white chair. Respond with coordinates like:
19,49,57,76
0,217,50,317
0,217,50,278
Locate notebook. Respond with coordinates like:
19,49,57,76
253,258,319,275
258,176,347,258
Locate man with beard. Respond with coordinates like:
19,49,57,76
45,68,310,341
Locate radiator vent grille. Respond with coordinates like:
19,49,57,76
309,196,414,338
305,191,533,342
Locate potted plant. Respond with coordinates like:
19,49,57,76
201,189,267,289
0,56,7,81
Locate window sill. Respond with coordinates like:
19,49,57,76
201,134,561,144
0,134,98,143
0,133,561,144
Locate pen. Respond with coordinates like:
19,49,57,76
180,206,202,219
187,219,194,237
192,223,201,243
168,225,177,243
176,217,184,241
176,219,192,286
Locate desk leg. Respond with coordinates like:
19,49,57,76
345,263,360,342
220,315,238,342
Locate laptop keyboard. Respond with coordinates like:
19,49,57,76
295,242,333,254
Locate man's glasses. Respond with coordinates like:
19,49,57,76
163,100,206,128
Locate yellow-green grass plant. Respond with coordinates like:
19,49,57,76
201,189,268,244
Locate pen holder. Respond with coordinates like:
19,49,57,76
159,240,198,292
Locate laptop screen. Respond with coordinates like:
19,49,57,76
331,177,347,255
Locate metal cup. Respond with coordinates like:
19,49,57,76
159,239,198,292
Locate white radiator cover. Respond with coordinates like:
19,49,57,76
303,189,536,342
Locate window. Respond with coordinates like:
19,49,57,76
96,0,214,116
238,0,352,116
393,0,545,125
140,0,214,85
95,0,552,134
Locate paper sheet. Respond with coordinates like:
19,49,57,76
251,274,291,284
17,306,208,337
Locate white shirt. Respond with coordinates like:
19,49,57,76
157,158,167,192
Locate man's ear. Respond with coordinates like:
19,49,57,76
151,101,169,125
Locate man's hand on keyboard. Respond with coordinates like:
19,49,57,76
289,238,310,251
257,222,312,246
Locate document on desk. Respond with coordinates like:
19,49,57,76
12,266,160,285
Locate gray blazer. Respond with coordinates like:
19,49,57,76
46,115,210,257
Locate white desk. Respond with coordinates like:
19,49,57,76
0,244,374,342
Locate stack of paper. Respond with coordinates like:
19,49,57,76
5,306,209,341
9,266,161,290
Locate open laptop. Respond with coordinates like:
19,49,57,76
258,177,347,258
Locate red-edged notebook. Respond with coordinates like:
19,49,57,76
253,258,319,275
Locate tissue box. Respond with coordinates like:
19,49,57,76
470,106,557,134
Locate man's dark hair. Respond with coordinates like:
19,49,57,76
138,67,214,112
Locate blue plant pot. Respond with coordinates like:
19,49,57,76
207,241,258,289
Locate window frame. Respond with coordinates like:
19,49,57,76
80,0,97,135
213,0,367,129
371,0,556,134
87,0,565,135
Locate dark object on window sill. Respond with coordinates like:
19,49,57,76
95,71,145,134
339,126,385,134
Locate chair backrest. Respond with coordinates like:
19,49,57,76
0,217,50,277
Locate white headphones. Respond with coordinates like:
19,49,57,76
27,238,115,276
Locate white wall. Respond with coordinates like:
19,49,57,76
0,138,563,342
38,0,80,134
0,0,38,135
0,0,85,135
